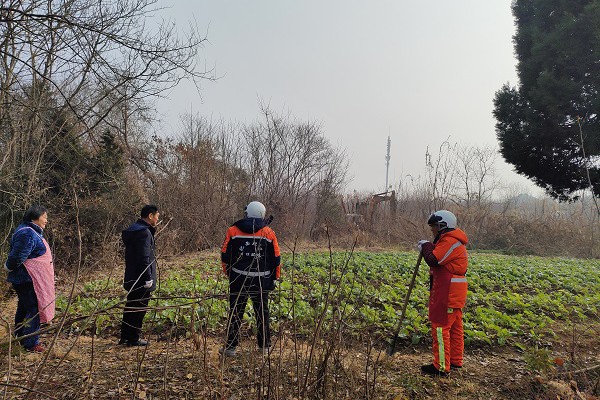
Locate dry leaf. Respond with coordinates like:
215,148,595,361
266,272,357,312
553,357,564,366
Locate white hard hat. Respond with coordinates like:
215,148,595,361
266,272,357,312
244,201,266,219
427,210,457,229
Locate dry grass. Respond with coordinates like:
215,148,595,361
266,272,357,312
0,310,598,399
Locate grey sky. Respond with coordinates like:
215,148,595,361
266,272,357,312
156,1,539,194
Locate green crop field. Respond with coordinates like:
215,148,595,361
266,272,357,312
59,251,600,350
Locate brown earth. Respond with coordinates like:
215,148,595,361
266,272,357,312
0,250,598,399
0,314,597,399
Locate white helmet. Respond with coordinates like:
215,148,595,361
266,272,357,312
427,210,457,230
244,201,266,219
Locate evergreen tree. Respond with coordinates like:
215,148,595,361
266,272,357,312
493,0,600,201
92,130,126,193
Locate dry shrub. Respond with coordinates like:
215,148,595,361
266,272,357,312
310,196,599,259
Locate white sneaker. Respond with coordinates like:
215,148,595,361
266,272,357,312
219,346,236,356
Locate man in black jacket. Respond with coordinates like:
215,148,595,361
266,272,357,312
119,205,159,346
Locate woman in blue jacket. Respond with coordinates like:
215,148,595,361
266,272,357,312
5,205,53,352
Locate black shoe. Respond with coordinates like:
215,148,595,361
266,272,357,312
119,339,148,347
218,346,237,356
450,364,462,370
421,363,448,376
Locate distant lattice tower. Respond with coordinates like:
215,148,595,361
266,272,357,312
385,135,391,192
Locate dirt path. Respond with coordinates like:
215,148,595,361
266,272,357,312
0,330,596,400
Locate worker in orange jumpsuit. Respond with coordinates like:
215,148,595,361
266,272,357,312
417,210,468,376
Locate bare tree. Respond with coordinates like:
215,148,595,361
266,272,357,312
425,140,456,212
0,0,210,137
451,145,499,208
242,105,348,236
0,0,211,261
148,113,248,251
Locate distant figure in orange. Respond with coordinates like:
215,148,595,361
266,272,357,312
417,210,468,376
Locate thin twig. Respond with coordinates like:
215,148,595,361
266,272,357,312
0,382,59,399
559,364,600,375
0,317,12,400
576,117,600,216
26,190,84,398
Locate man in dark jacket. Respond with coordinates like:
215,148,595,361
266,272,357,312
220,201,281,356
119,204,159,346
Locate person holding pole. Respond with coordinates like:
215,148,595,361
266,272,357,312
417,210,468,376
119,204,159,346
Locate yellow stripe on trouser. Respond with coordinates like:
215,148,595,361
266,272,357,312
437,327,445,372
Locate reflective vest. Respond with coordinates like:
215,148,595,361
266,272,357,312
221,218,281,282
429,228,468,325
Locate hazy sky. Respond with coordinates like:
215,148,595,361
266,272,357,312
155,1,540,194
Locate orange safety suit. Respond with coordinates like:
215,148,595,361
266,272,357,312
420,228,468,372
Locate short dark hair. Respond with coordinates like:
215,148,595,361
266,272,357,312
140,204,159,218
23,205,47,222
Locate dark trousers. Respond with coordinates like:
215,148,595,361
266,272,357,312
13,282,40,349
226,286,270,349
120,287,151,342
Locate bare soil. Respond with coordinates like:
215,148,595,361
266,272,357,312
0,250,598,399
0,316,597,399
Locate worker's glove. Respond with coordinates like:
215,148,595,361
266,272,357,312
143,280,154,289
417,240,430,252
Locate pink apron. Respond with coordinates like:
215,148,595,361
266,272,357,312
19,227,55,323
